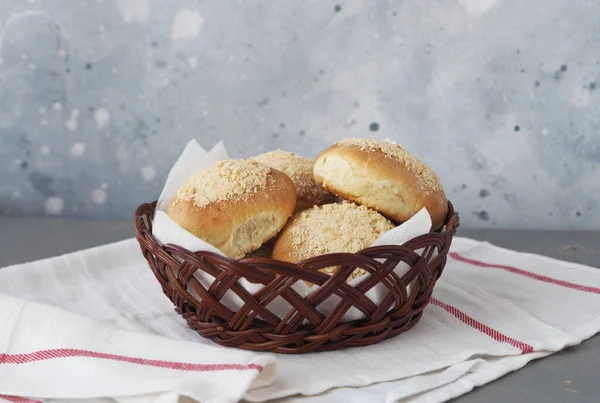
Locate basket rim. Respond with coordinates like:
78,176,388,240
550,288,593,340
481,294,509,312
134,200,459,282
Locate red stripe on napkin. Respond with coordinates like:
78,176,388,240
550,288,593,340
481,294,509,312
431,298,534,354
0,348,263,372
0,395,42,403
450,252,600,294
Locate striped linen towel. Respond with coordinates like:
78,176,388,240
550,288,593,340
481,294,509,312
0,236,599,403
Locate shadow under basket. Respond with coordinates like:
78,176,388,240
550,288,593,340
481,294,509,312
134,201,460,354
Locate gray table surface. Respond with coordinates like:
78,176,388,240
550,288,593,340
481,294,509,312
0,217,598,402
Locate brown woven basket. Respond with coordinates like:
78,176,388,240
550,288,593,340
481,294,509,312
134,201,459,354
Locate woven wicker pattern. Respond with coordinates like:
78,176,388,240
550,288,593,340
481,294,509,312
135,201,459,353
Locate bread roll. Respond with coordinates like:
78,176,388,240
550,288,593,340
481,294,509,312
253,149,338,213
313,138,448,229
167,159,296,259
272,201,395,281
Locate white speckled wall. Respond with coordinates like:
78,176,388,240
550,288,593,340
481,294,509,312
0,0,599,229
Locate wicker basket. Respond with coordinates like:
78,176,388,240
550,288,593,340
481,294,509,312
134,201,459,353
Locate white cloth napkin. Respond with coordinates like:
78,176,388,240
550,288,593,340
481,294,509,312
0,293,275,403
152,140,432,322
1,237,600,403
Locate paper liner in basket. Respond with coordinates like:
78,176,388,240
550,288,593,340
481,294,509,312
152,139,432,322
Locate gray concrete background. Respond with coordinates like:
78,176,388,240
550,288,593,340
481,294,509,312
0,0,599,229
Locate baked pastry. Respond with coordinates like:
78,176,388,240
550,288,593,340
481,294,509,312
313,138,448,229
272,201,395,281
167,159,296,259
253,149,338,213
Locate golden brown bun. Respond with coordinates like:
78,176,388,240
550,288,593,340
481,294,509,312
253,149,338,213
167,159,296,259
313,139,448,229
272,202,395,281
